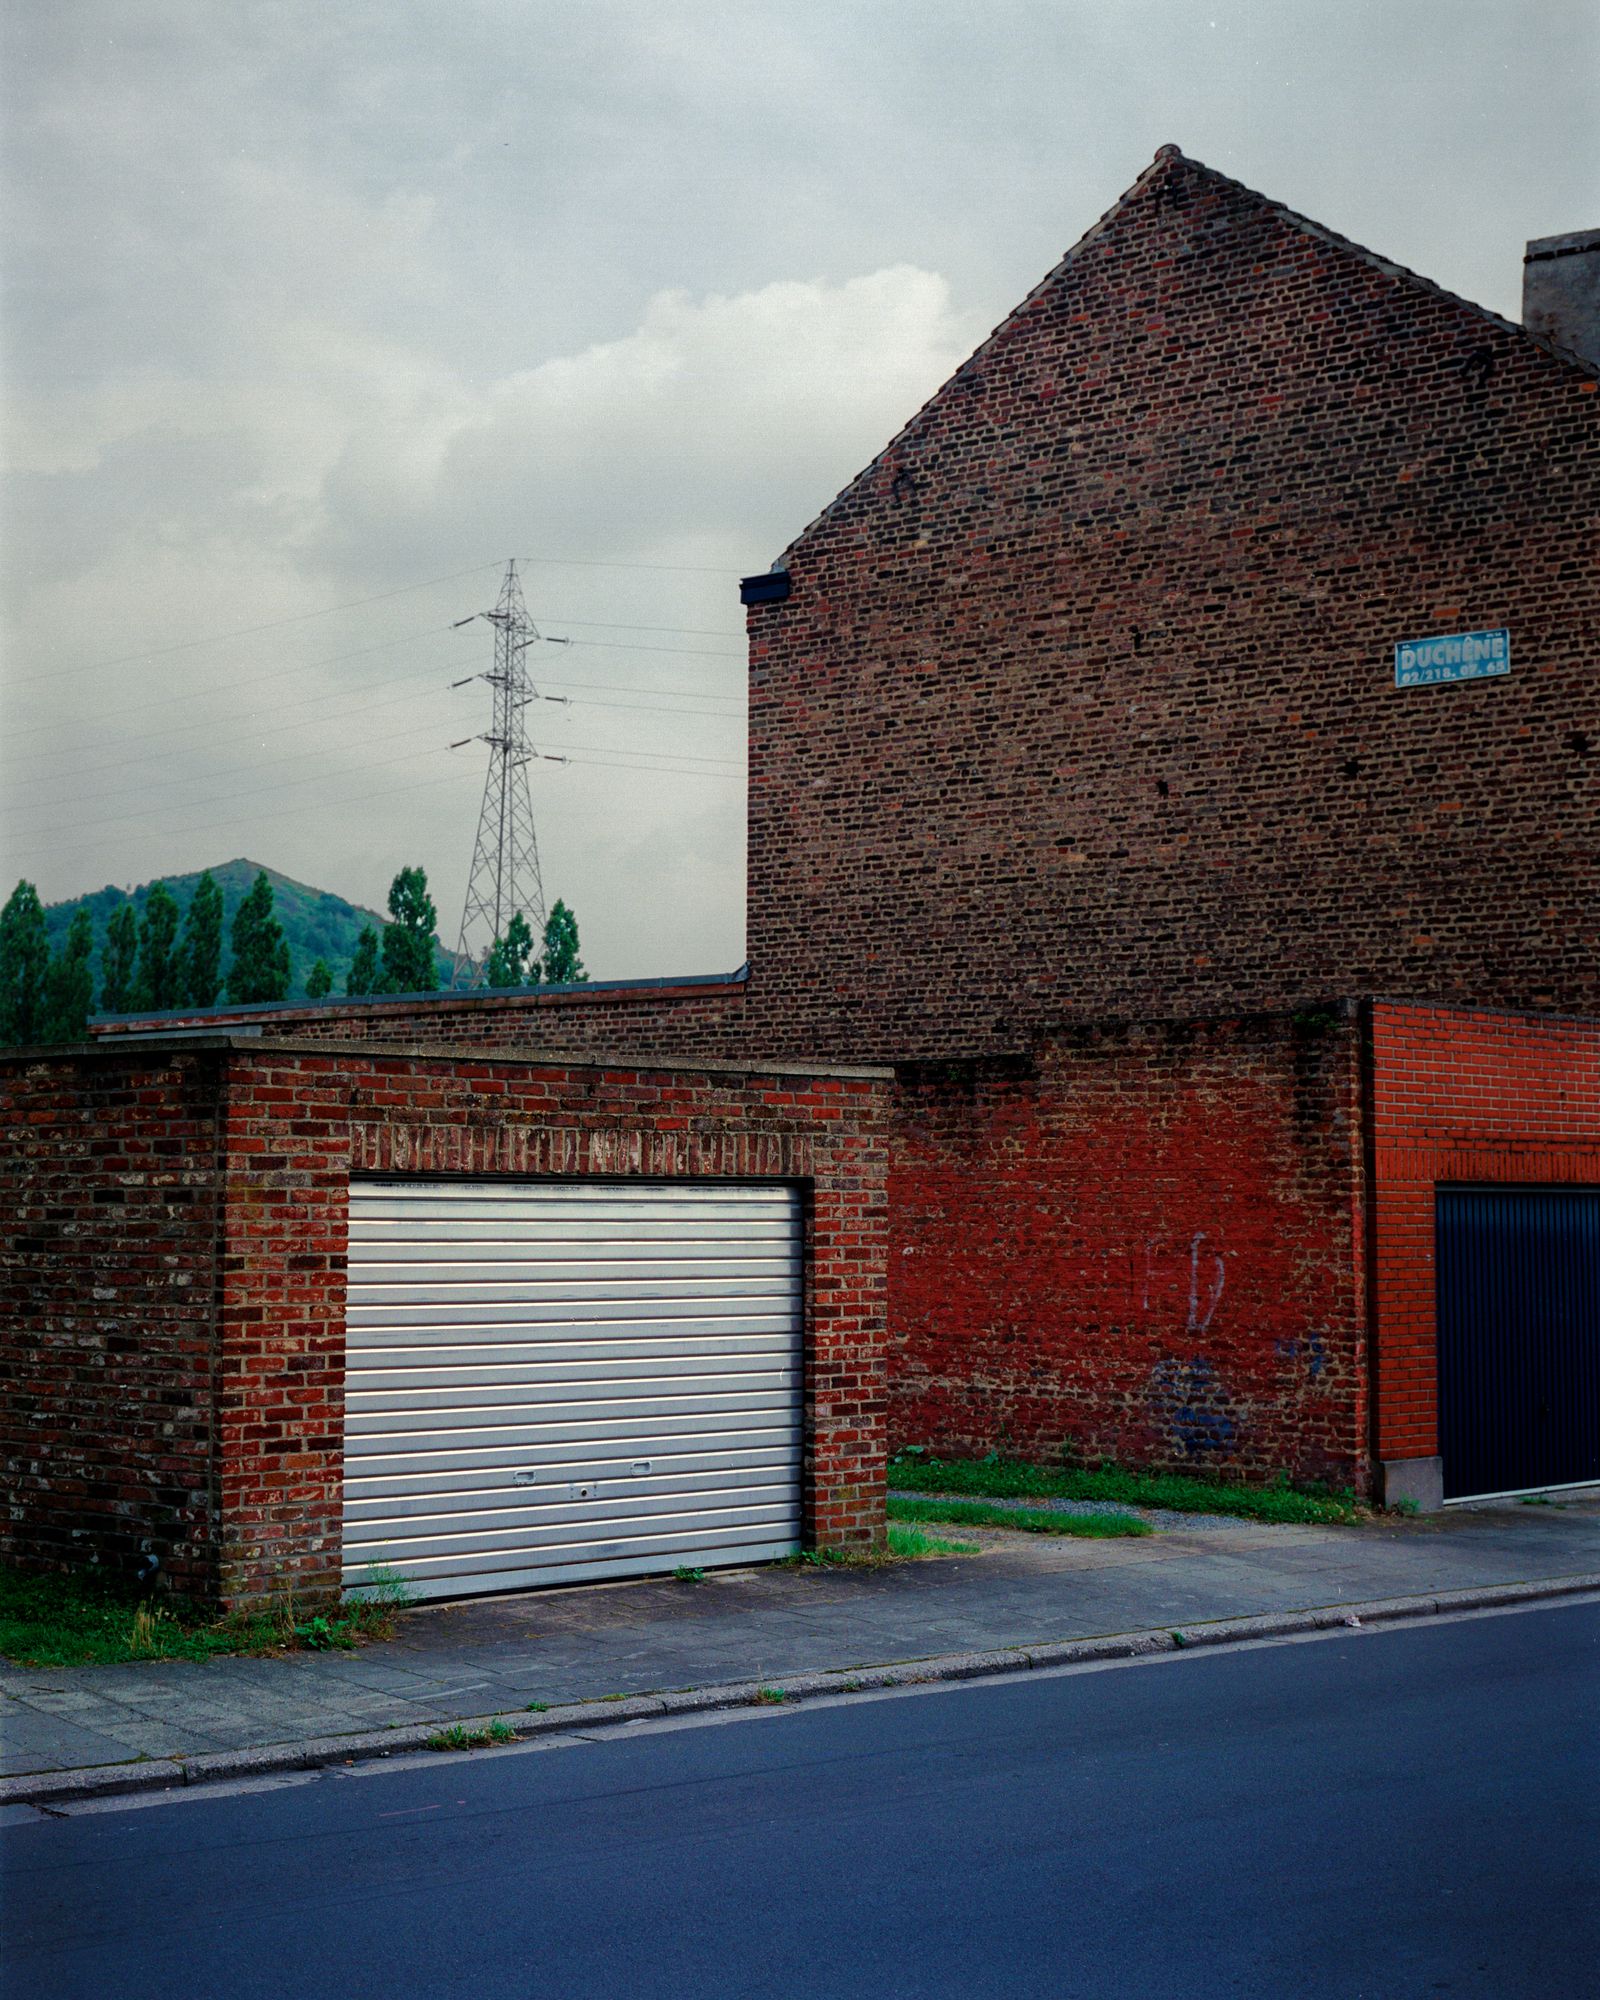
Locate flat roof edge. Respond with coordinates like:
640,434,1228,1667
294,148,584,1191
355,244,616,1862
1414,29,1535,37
1,1032,890,1081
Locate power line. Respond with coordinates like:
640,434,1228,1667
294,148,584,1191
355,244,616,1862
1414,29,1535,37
0,622,468,744
1,628,744,754
4,561,511,690
4,556,752,696
521,553,739,575
539,636,743,660
528,615,745,638
6,739,744,865
1,658,742,794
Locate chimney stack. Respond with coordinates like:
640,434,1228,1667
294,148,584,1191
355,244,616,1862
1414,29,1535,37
1522,230,1600,370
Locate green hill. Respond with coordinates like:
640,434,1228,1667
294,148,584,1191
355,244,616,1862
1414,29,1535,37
43,859,462,1009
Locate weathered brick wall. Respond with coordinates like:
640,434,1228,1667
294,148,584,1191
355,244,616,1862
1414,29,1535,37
212,1047,887,1607
0,1049,224,1594
740,146,1600,1061
1368,1001,1600,1468
0,1040,889,1609
888,1012,1369,1487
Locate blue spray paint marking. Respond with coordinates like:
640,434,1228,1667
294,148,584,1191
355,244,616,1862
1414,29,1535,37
1275,1335,1327,1380
1149,1356,1238,1455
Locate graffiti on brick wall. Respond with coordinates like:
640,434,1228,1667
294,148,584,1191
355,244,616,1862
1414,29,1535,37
1142,1231,1237,1455
1147,1355,1240,1456
1141,1230,1227,1333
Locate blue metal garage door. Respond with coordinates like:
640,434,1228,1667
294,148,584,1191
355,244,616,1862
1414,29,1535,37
1435,1187,1600,1501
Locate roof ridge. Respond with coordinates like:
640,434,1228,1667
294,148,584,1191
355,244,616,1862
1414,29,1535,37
769,147,1595,569
1165,147,1599,378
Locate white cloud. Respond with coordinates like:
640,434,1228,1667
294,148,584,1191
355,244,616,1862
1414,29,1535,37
0,258,979,978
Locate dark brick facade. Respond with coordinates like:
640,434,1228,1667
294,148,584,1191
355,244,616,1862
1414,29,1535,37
740,147,1599,1061
1,1040,889,1608
0,1049,224,1592
95,151,1599,1074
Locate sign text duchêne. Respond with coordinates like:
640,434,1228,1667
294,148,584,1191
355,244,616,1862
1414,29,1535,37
1394,629,1510,688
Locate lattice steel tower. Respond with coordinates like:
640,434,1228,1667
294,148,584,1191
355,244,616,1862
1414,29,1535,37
452,559,547,985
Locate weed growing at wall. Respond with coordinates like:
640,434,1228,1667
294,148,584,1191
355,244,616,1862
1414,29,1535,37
888,1451,1361,1525
0,1564,414,1668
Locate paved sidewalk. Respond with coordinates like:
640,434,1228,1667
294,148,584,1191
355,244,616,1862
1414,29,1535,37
4,1492,1597,1781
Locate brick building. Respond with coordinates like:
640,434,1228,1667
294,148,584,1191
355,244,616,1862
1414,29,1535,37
1,1040,889,1608
7,149,1598,1600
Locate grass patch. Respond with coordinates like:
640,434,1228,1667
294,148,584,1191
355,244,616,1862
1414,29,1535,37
427,1720,517,1752
889,1451,1362,1526
778,1524,979,1571
0,1564,413,1668
886,1523,982,1557
888,1495,1149,1539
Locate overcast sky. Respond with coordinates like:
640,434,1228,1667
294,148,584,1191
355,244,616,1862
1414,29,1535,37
3,1,1595,978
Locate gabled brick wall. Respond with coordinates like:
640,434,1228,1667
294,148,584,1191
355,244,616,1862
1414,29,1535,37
1367,1001,1600,1479
741,147,1599,1060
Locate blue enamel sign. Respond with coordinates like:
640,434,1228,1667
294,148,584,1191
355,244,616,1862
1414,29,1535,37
1394,628,1510,688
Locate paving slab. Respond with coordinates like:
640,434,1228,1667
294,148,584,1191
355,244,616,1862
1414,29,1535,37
3,1492,1597,1779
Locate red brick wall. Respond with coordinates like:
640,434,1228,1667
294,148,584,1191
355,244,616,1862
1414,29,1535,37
0,1049,225,1594
1,1042,888,1609
1368,1001,1600,1465
889,1012,1369,1487
740,147,1600,1060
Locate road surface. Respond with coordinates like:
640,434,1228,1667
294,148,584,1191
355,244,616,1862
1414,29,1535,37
6,1599,1598,1998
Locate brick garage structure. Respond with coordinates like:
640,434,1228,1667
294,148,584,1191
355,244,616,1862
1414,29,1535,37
79,149,1599,1515
0,1038,888,1609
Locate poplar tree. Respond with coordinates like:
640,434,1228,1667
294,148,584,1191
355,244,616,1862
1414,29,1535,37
485,911,536,988
346,926,380,997
41,908,95,1043
134,883,184,1011
0,880,50,1045
180,870,224,1008
305,958,333,998
379,866,439,994
226,870,290,1003
101,902,139,1013
540,900,587,986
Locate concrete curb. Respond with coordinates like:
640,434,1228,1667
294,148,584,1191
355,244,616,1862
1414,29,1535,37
7,1571,1598,1809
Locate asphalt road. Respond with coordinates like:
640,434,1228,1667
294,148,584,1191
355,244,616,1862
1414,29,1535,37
6,1601,1598,2000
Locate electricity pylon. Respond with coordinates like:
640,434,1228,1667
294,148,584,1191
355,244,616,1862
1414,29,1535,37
452,560,547,986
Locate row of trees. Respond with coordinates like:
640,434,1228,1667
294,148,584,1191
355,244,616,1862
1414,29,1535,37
483,899,586,989
0,869,292,1047
343,877,586,996
0,863,588,1046
345,866,444,996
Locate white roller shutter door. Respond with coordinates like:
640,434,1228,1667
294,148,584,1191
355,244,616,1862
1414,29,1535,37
342,1179,804,1599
